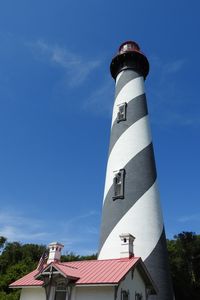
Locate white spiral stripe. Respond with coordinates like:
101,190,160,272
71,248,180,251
104,115,152,202
99,180,163,260
111,76,145,127
116,70,123,84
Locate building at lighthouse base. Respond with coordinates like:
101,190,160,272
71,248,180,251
10,239,157,300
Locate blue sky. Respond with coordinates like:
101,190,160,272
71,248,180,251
0,0,199,255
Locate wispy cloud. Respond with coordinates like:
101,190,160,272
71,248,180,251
60,210,98,226
28,40,101,87
164,59,185,74
0,210,49,242
150,56,186,74
0,225,47,241
0,208,99,254
178,213,200,223
147,55,200,128
83,77,114,116
151,56,186,76
58,210,100,251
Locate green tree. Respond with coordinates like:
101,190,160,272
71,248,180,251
61,251,97,262
0,238,46,300
0,237,7,248
0,291,20,300
167,232,200,300
0,237,7,254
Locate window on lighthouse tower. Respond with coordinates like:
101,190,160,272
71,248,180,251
117,102,127,122
113,169,125,200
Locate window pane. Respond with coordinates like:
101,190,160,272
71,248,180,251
117,103,127,123
122,290,129,300
113,169,125,200
55,291,66,300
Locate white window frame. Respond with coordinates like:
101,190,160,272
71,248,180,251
117,102,127,123
113,169,126,200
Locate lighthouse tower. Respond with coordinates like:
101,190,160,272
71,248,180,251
98,41,173,299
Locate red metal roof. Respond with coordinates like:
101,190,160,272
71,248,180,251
10,257,140,288
10,270,43,287
72,257,140,284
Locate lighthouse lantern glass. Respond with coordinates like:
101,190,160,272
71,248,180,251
119,42,140,54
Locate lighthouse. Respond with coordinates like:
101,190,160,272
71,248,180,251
98,41,173,299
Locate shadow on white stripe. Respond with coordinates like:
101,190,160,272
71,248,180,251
111,76,145,127
115,70,124,84
99,180,164,260
104,115,152,202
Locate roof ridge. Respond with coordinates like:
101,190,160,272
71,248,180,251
56,262,79,270
61,257,140,263
95,257,140,262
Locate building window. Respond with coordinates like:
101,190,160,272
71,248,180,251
117,103,127,123
135,292,143,300
113,169,125,200
121,290,129,300
55,291,66,300
55,281,67,300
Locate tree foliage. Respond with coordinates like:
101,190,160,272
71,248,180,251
167,231,200,300
0,237,7,249
0,237,46,299
61,251,97,262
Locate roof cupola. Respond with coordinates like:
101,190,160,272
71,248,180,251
119,233,135,258
47,241,64,264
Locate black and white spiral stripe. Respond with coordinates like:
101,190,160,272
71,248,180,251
98,69,173,299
